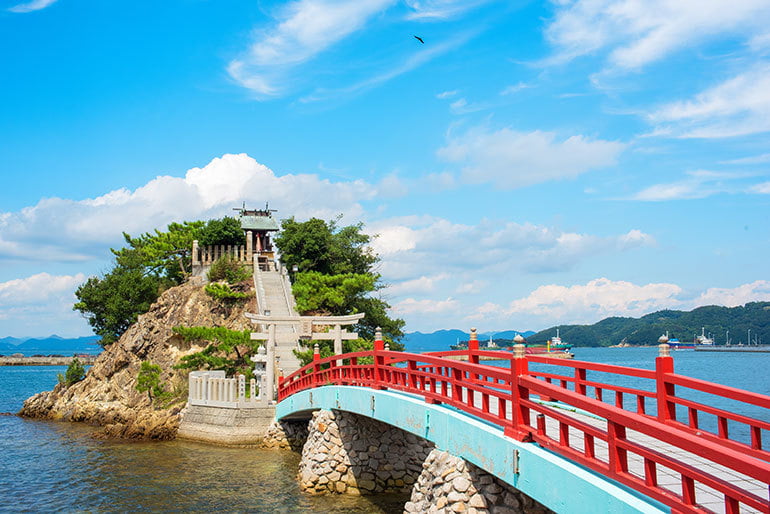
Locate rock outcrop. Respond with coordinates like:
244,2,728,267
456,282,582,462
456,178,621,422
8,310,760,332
19,279,256,440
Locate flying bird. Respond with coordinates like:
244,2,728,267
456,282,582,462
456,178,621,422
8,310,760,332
414,35,424,44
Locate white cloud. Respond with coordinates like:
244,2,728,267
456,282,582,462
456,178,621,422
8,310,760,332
647,66,770,138
436,90,458,99
8,0,57,13
629,170,761,201
228,0,396,97
0,153,375,261
371,216,654,281
507,278,683,323
500,82,531,96
300,32,474,102
456,280,487,294
693,280,770,307
386,274,449,296
437,127,625,189
750,181,770,194
720,153,770,165
405,0,493,20
391,296,459,315
545,0,770,71
0,272,89,336
0,272,85,306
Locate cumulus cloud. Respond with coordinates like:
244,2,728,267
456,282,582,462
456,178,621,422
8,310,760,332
438,127,625,189
0,153,374,261
647,65,770,138
370,217,654,281
8,0,57,13
545,0,770,71
0,272,85,306
693,280,770,307
0,272,89,336
507,278,683,323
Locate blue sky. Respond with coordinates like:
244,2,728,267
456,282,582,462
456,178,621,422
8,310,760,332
1,0,769,338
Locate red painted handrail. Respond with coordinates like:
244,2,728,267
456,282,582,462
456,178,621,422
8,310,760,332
278,347,770,513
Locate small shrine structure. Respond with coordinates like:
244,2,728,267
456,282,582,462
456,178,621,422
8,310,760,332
191,202,280,275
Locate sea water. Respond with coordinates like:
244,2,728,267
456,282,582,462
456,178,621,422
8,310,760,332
0,366,403,512
1,349,767,512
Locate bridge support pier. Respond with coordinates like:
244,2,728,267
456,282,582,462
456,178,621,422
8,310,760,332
297,410,433,495
406,449,551,514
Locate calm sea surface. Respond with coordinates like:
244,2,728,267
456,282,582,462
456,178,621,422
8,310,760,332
1,348,767,512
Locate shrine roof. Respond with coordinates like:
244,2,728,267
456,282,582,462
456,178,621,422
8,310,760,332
240,215,280,231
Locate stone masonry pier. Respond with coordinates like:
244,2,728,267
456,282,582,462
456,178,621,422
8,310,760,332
273,409,550,513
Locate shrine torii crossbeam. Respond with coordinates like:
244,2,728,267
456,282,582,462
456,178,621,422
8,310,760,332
244,312,365,401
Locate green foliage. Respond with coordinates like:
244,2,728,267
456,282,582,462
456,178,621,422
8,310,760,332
527,302,770,347
275,216,376,276
72,216,244,347
136,361,172,405
204,282,250,301
207,255,251,283
118,221,205,283
57,357,86,387
199,216,243,246
173,326,259,378
275,216,405,367
293,272,375,314
73,249,166,346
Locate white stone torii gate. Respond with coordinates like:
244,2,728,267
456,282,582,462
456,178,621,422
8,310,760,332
245,312,365,402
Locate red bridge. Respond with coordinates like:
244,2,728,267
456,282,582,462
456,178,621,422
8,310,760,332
278,337,770,513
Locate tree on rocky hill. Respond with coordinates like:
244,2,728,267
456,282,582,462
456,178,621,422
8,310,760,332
275,217,405,360
73,217,245,347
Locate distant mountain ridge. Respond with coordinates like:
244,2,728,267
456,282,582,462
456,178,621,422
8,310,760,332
402,329,536,353
0,335,101,355
527,302,770,347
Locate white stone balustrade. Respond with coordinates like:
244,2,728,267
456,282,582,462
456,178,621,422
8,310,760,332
188,370,266,408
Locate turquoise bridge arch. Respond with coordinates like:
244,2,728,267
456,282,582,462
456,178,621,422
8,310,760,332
276,340,770,513
277,385,667,513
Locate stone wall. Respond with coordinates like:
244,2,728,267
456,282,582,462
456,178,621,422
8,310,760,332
261,419,309,451
176,405,275,445
405,449,552,514
297,410,433,496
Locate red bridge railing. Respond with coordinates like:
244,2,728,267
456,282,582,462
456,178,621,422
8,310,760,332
278,340,770,514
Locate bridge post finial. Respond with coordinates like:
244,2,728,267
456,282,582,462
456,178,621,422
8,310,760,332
504,343,531,441
313,343,320,362
655,334,675,422
658,335,670,357
384,342,390,351
374,327,384,351
468,328,479,364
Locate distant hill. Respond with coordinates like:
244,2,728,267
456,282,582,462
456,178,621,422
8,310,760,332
526,302,770,347
402,329,535,353
0,335,102,356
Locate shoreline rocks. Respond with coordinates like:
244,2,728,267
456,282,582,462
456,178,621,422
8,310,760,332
19,279,256,440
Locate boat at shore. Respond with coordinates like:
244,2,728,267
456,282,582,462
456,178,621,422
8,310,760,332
450,333,573,358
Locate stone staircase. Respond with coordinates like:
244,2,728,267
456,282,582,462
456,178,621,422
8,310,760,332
253,265,304,375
